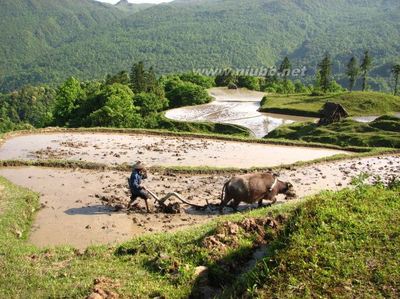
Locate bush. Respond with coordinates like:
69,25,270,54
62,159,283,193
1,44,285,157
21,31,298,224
262,80,297,94
166,81,212,108
310,89,325,96
133,92,169,116
276,80,295,94
215,70,236,87
328,80,346,93
294,80,310,93
53,77,83,126
179,73,215,89
88,83,142,128
237,76,260,90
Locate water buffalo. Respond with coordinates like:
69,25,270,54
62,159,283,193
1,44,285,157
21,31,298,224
220,173,295,213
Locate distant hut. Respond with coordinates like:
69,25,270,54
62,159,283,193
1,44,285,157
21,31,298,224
318,102,349,125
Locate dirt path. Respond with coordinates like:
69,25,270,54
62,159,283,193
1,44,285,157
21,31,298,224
0,132,348,168
0,154,398,249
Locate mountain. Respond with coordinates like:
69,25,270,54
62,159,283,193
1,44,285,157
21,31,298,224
0,0,399,92
0,0,123,91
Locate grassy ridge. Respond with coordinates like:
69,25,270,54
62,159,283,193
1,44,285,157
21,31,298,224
266,115,400,148
260,92,400,117
237,181,400,298
157,113,252,137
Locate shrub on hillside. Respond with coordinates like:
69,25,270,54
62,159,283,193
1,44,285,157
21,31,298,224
166,81,211,108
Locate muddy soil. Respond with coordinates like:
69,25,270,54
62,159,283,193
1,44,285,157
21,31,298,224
165,87,315,137
0,155,398,249
0,132,348,168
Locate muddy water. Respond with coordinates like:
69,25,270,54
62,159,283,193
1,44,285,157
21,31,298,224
0,167,220,249
0,132,348,168
0,155,398,249
165,87,314,137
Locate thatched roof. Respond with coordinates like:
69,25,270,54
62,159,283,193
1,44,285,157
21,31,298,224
319,102,349,118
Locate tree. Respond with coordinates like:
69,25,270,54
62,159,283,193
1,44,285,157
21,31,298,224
146,67,157,92
69,81,103,127
346,57,359,92
328,80,345,93
276,80,295,94
88,84,141,128
317,54,332,93
279,56,292,82
294,80,309,93
166,81,211,108
105,71,130,85
3,86,56,128
130,61,147,93
265,67,278,86
391,64,400,96
179,72,215,89
133,92,168,117
215,69,236,86
237,76,260,90
53,77,83,126
360,50,372,91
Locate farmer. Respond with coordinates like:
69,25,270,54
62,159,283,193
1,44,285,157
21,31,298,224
128,161,150,212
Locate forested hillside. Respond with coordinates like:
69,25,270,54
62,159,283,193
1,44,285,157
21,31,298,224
1,0,399,91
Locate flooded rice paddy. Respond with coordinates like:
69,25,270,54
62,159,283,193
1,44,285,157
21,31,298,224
165,88,314,137
0,132,349,168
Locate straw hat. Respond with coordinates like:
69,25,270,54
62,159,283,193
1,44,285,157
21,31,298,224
133,161,146,170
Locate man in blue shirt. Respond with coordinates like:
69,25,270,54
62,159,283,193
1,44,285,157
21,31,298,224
128,161,150,211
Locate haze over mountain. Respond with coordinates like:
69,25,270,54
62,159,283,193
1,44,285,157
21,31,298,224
1,0,399,91
114,0,154,13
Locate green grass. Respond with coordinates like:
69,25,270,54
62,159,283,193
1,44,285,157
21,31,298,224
266,115,400,148
1,175,399,298
232,180,400,298
260,92,400,117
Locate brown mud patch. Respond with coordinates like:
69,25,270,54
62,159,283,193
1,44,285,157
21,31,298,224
87,277,120,299
0,154,398,249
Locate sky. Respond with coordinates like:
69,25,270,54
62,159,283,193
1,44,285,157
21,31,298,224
96,0,173,4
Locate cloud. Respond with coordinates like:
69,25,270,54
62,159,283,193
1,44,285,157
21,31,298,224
95,0,173,4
